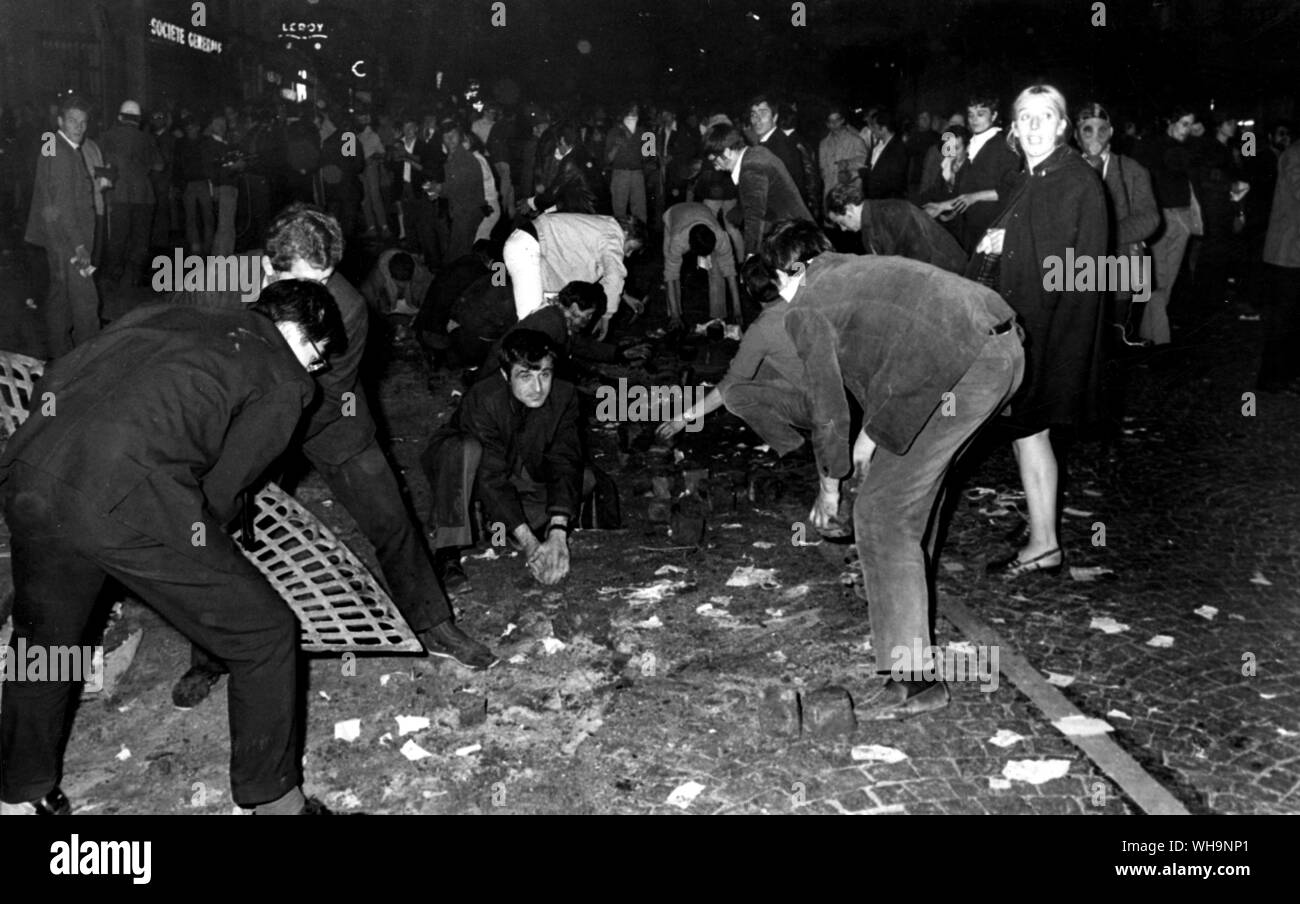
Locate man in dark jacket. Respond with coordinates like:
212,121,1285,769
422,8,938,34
26,96,100,356
770,220,1024,719
99,99,163,294
705,125,811,258
0,279,343,816
421,330,592,592
749,95,807,208
825,184,968,274
863,109,909,200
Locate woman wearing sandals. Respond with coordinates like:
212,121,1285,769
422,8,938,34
972,85,1109,579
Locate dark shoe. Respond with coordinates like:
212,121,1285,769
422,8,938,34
863,679,950,720
171,662,227,710
986,547,1063,579
420,621,498,670
434,548,473,595
299,797,334,815
1,786,73,815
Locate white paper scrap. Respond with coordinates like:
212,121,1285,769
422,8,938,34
850,744,909,764
1194,605,1218,620
1250,572,1272,586
1002,759,1071,785
1052,715,1114,737
1045,671,1076,688
455,743,482,757
396,715,430,736
988,729,1025,748
1146,635,1175,648
655,565,687,575
665,781,706,809
1090,616,1130,634
1107,709,1132,720
1071,566,1116,582
116,746,131,762
988,777,1013,790
635,615,664,629
752,541,775,549
400,739,432,761
541,637,566,655
726,566,780,589
334,719,362,742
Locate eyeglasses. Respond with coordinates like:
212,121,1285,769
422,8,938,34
306,338,329,374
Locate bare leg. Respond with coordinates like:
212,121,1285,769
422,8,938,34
1010,429,1061,561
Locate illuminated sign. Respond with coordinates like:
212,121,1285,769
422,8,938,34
280,21,329,41
149,17,223,54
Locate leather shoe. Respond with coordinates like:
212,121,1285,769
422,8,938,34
434,548,473,595
0,786,72,815
420,621,498,670
986,547,1063,578
862,679,950,720
171,661,227,710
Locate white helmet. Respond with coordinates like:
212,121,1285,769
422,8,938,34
119,100,142,118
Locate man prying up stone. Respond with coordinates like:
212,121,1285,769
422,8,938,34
421,330,598,593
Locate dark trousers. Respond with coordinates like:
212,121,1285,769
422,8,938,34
720,378,814,455
400,186,447,269
42,244,100,358
856,329,1024,674
420,434,595,550
105,201,153,290
1258,263,1300,388
1,464,301,808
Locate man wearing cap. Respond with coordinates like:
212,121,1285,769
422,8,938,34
100,100,164,298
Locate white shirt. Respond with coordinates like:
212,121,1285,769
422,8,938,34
730,147,747,185
58,130,81,151
402,137,416,183
968,126,1003,162
870,134,891,167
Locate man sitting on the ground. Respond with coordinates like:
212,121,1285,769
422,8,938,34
825,183,969,274
360,248,434,317
421,330,598,593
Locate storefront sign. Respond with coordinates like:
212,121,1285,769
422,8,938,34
280,21,329,41
149,17,222,54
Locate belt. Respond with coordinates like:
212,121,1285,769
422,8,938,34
989,319,1015,336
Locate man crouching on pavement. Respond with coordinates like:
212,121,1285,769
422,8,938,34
0,280,342,815
421,329,596,592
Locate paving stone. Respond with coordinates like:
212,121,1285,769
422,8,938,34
801,685,856,738
758,686,802,739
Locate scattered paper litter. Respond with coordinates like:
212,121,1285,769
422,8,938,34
319,691,330,701
1045,671,1076,688
654,565,687,575
1260,693,1278,700
378,731,393,746
780,584,810,601
947,640,978,656
399,739,433,761
1071,565,1116,582
720,523,743,530
334,719,362,742
1090,616,1130,634
1146,634,1175,648
1194,605,1219,620
850,744,909,764
508,653,528,664
116,746,131,762
709,596,732,606
454,743,482,757
726,565,780,589
1229,614,1247,622
988,729,1025,748
765,608,785,618
624,579,692,605
695,604,729,619
500,623,517,639
940,561,966,572
1278,728,1299,738
752,541,775,549
1002,759,1071,785
1107,709,1132,720
1053,715,1114,737
665,781,706,809
541,637,567,655
1250,572,1272,586
754,444,771,453
1062,507,1094,518
469,547,500,560
988,777,1013,790
635,615,664,629
379,674,392,687
396,715,430,736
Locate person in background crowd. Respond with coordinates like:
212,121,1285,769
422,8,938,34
1256,130,1300,395
694,113,745,263
975,85,1108,580
440,119,486,262
934,94,1020,252
663,200,741,325
917,124,971,251
360,248,434,318
863,108,908,200
148,109,176,251
1190,111,1250,317
357,109,392,239
748,95,807,209
465,131,501,243
778,98,823,220
208,115,242,255
905,110,940,193
1074,102,1161,346
1132,105,1199,345
26,95,99,356
100,100,163,294
820,104,869,197
607,103,648,223
527,121,598,215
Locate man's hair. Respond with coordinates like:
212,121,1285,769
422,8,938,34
748,94,780,119
1166,104,1198,124
251,278,347,351
388,252,415,282
557,280,607,322
704,125,747,156
58,95,90,118
760,219,832,274
1075,101,1111,126
825,182,865,217
264,204,344,274
499,328,557,372
873,108,898,134
618,216,647,251
553,121,581,149
740,255,781,306
687,223,717,258
966,94,1000,117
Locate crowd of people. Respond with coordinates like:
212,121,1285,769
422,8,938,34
1,78,1298,814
